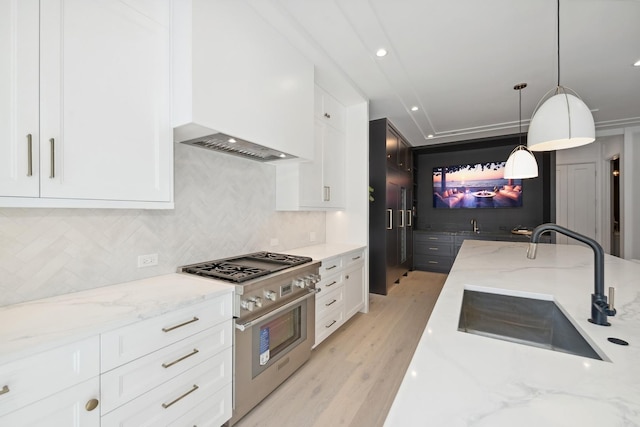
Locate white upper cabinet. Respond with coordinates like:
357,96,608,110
0,0,173,208
172,0,314,161
0,0,39,198
276,85,345,211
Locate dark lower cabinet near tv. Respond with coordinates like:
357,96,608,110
414,230,552,273
370,118,414,295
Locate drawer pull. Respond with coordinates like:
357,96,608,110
0,385,9,396
428,261,439,264
162,384,199,409
162,317,199,333
326,280,337,287
325,299,337,307
351,256,361,260
85,398,99,411
162,348,200,368
429,247,439,251
428,237,438,240
325,320,337,328
325,265,337,270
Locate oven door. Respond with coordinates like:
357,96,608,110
232,290,315,425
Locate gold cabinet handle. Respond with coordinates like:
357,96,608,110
49,138,55,178
162,316,199,333
162,349,199,368
162,384,199,409
26,134,32,177
325,299,337,307
0,385,9,396
85,398,99,411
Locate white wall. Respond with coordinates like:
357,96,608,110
623,127,640,259
555,131,630,256
0,144,325,306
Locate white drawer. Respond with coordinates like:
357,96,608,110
101,320,232,415
0,377,100,427
316,286,344,317
319,256,342,275
315,304,345,346
101,294,232,372
316,271,343,293
344,249,365,267
167,382,232,427
0,336,99,417
101,348,232,427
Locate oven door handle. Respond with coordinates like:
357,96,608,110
235,289,317,332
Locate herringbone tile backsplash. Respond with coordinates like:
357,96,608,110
0,144,325,306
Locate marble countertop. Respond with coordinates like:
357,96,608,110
0,273,233,366
287,243,366,261
385,240,640,426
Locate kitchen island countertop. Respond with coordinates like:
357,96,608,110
385,240,640,426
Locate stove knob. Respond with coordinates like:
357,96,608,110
241,299,256,312
264,290,277,301
253,297,262,308
293,278,306,289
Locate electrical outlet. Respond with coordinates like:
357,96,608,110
270,238,279,247
137,253,158,268
309,231,317,242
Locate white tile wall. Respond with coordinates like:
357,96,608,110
0,144,325,306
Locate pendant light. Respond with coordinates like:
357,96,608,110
527,0,595,151
504,83,538,179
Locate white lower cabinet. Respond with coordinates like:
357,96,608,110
100,293,233,426
314,248,365,347
101,349,232,427
0,377,100,427
0,335,99,419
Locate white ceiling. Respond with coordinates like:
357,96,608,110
259,0,640,147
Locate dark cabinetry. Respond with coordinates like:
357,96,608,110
414,230,552,273
370,119,414,295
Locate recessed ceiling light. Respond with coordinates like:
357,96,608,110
411,106,419,111
427,134,434,138
634,59,640,67
228,138,236,143
376,48,388,57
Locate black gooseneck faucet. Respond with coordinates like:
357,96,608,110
527,223,616,326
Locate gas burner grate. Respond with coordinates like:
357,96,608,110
247,252,312,265
183,262,272,283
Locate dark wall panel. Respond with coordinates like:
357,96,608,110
414,136,554,232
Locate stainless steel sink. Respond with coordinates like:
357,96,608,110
458,289,604,360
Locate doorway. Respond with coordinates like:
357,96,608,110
610,157,621,257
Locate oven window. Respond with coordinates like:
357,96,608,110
260,306,301,362
252,299,308,378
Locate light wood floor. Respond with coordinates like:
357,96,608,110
235,270,447,427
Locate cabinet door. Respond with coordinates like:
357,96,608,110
0,0,39,197
386,128,399,168
39,0,172,202
344,262,365,319
298,120,325,207
322,124,345,208
0,377,100,427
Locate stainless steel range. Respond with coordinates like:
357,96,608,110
179,252,320,425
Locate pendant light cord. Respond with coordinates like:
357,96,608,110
519,87,522,144
557,0,561,87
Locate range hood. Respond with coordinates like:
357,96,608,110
174,125,296,162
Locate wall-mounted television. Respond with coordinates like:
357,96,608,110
433,161,523,209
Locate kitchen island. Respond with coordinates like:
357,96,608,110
385,240,640,426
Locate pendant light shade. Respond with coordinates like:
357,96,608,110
504,83,538,179
527,0,595,151
504,146,538,179
527,89,595,151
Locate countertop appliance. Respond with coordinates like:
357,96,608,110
179,251,320,425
